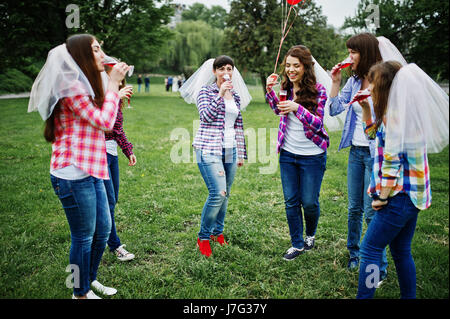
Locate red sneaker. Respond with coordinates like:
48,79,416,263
197,238,212,257
210,234,229,246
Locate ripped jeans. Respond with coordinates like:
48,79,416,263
196,148,237,240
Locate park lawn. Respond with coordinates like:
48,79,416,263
0,84,448,299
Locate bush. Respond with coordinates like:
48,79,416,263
0,69,33,94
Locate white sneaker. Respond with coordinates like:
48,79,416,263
114,244,135,261
72,290,101,299
91,280,117,296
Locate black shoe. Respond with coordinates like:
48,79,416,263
304,236,315,251
283,247,304,261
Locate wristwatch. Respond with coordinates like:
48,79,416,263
373,194,388,202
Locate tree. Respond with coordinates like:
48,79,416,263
181,3,227,29
224,0,347,96
159,20,224,75
343,0,449,80
0,0,174,76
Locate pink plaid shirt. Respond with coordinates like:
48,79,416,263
51,91,120,179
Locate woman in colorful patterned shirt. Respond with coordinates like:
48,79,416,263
266,45,329,261
28,34,130,298
356,60,448,298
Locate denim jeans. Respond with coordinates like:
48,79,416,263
103,153,122,251
196,148,237,240
50,175,111,297
279,149,327,249
357,193,419,299
347,145,388,275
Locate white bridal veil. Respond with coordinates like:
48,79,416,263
28,44,95,120
179,58,252,109
385,63,449,155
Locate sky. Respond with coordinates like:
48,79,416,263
172,0,361,29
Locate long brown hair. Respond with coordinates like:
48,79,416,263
281,45,318,114
346,33,382,80
44,34,105,142
367,61,403,130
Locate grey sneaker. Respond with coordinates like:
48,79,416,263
304,236,315,251
114,244,135,261
283,247,304,261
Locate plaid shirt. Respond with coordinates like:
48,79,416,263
266,83,329,153
193,83,247,159
364,121,431,210
51,91,120,180
105,102,134,158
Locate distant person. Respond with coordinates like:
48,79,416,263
137,74,143,93
164,77,168,91
144,74,150,92
177,76,182,89
173,76,179,92
28,34,130,299
167,76,173,92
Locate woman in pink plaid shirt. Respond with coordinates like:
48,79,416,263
30,34,130,299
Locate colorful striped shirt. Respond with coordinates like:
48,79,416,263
193,83,247,159
265,83,329,153
51,90,120,180
364,121,431,210
105,102,134,158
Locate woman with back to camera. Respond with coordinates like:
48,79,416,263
28,34,130,298
266,45,329,261
355,60,448,298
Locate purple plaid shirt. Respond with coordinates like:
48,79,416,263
105,101,134,158
266,83,329,153
193,83,247,159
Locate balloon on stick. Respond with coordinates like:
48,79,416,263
273,0,305,74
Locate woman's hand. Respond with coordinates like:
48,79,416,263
119,86,133,100
128,154,137,166
107,62,130,93
372,199,388,211
330,64,342,84
237,158,244,167
278,100,299,115
219,80,233,98
266,73,278,93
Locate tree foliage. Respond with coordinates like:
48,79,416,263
224,0,347,95
159,20,224,76
181,3,227,29
0,0,174,75
343,0,449,80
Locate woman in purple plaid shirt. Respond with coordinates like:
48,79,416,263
192,56,247,258
266,45,329,261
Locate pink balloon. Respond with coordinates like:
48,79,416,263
287,0,303,5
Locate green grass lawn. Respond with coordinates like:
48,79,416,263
0,84,448,299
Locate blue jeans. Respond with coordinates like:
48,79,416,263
279,149,327,249
347,146,388,275
196,148,237,240
357,193,419,299
103,153,122,251
50,175,111,297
